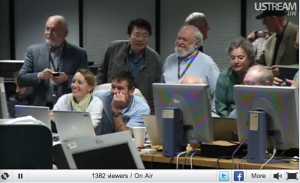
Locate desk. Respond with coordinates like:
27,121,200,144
141,152,299,169
0,119,10,124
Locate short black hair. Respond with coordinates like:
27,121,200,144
127,18,152,36
111,71,135,90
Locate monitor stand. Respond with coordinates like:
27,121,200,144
247,110,286,164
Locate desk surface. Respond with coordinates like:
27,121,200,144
141,152,299,169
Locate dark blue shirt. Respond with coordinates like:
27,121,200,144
128,49,144,87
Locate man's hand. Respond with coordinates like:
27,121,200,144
51,72,68,84
286,79,299,88
50,111,55,122
112,93,128,111
38,68,53,80
273,77,283,86
271,65,280,77
247,30,257,42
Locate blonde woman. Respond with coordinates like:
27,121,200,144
51,69,103,127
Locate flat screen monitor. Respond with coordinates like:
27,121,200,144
61,131,144,169
0,77,8,119
153,83,214,144
234,85,299,149
0,60,24,79
277,65,298,84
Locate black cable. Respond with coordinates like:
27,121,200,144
150,153,155,169
167,147,179,168
167,130,187,168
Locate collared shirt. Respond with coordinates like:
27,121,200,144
252,38,268,60
93,90,150,135
215,67,240,117
128,49,144,87
272,21,289,66
162,51,220,112
47,44,64,102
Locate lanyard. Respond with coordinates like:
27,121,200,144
123,97,134,114
129,57,142,73
49,44,65,72
121,97,134,124
178,51,199,79
70,96,93,112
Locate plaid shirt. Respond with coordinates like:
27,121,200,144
252,38,268,60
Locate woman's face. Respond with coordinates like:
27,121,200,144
71,72,93,99
230,47,252,73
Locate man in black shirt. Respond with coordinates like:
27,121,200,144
255,9,299,77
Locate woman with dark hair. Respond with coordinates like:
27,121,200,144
215,37,255,117
50,69,103,128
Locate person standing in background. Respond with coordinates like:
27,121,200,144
97,18,162,114
255,9,298,77
17,15,88,108
273,31,299,88
185,12,210,52
162,25,220,112
247,30,273,60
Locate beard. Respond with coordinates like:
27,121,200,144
46,38,63,48
175,44,196,58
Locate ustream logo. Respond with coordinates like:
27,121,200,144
234,171,244,181
254,2,297,16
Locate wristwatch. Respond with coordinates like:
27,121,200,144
112,110,122,117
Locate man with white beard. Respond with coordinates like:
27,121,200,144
162,25,220,108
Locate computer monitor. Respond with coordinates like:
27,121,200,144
0,60,24,80
15,105,51,130
234,85,299,150
60,131,144,169
0,77,8,119
153,83,214,144
277,65,298,85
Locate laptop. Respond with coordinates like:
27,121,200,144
143,115,238,144
53,111,95,142
15,105,51,130
142,115,163,146
212,117,238,142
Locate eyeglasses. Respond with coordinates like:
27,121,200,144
132,34,149,40
294,42,299,49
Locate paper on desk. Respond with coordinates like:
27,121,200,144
53,141,61,146
3,116,45,126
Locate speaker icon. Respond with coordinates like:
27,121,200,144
273,172,282,180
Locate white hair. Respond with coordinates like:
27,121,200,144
246,65,274,85
175,25,204,57
185,12,206,28
179,25,203,44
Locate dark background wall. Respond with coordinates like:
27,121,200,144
0,0,298,70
